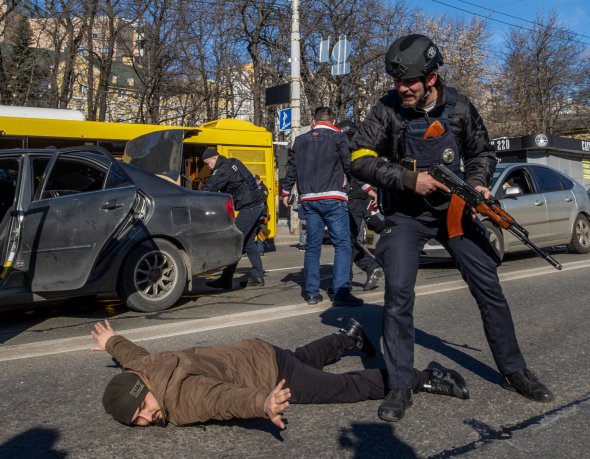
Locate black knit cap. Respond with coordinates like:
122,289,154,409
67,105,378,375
201,147,219,161
102,372,149,425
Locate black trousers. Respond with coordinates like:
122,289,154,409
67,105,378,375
275,334,422,404
375,212,527,389
220,204,264,281
348,198,379,274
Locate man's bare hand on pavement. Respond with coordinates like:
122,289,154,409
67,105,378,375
264,379,291,429
90,319,116,351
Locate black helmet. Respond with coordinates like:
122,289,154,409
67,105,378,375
337,120,357,138
385,34,443,79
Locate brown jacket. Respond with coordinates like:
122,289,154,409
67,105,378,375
105,335,279,425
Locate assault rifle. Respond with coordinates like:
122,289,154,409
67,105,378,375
429,164,562,270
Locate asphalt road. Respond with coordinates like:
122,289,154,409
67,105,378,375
0,240,589,458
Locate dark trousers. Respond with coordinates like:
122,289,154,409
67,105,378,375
348,198,379,274
274,333,430,404
375,212,526,389
220,204,264,281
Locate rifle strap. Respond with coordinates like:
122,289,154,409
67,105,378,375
447,194,466,238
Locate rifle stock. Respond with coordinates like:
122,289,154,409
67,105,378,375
429,164,562,270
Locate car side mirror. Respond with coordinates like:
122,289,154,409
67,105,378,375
505,186,523,197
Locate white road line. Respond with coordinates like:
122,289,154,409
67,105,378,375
1,259,589,362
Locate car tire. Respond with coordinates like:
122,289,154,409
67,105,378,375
483,220,505,261
567,213,590,254
118,239,187,312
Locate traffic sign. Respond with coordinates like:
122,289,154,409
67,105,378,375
279,108,292,131
331,36,351,76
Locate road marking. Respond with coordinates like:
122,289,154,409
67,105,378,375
1,259,589,362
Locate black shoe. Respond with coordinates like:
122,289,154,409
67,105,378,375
421,363,470,399
363,267,383,291
502,368,554,403
339,318,376,358
378,389,413,422
333,291,364,307
240,277,265,288
305,294,324,305
206,278,232,290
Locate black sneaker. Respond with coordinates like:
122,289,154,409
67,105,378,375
378,389,413,422
363,267,383,291
502,368,554,403
206,278,232,290
333,291,364,307
305,294,324,305
240,277,265,288
421,363,470,399
339,318,376,358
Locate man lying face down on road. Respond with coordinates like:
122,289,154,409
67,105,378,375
91,319,469,428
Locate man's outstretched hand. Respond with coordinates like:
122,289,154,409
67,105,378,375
90,319,116,351
264,379,291,429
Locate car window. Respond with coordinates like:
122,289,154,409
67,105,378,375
32,157,51,197
530,166,566,193
104,162,133,189
498,168,534,197
41,155,106,199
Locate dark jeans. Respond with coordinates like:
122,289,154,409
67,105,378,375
220,204,264,281
375,212,526,389
275,333,388,404
302,199,351,297
348,197,379,274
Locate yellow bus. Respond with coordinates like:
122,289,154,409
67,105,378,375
0,116,278,237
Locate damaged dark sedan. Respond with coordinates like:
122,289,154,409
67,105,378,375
0,132,242,312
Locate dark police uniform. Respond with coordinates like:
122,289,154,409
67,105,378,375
350,83,527,389
202,155,265,284
348,178,381,277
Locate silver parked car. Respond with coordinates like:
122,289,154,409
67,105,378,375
424,162,590,260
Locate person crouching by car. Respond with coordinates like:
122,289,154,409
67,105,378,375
201,148,265,288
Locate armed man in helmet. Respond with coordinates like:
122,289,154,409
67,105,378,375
349,34,553,423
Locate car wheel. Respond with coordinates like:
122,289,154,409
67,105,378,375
567,213,590,254
483,220,504,261
118,239,187,312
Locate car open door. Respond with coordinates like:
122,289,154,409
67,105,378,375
19,149,138,292
122,129,198,183
0,155,27,289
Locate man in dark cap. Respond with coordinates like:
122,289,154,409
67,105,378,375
349,33,554,423
200,147,265,288
93,319,469,428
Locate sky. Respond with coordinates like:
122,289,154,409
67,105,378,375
418,0,590,48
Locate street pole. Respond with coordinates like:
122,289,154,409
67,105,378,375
290,0,301,143
288,0,301,235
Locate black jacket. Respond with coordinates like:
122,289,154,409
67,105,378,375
282,123,351,202
201,155,263,210
350,84,496,215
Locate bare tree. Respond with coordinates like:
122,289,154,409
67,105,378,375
0,0,24,102
41,0,98,108
501,10,587,135
297,0,412,126
84,0,135,121
122,0,181,123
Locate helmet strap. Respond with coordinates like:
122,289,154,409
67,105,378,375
420,77,431,101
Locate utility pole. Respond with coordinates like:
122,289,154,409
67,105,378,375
290,0,301,142
288,0,302,235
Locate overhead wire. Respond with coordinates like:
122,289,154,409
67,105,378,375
430,0,590,47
